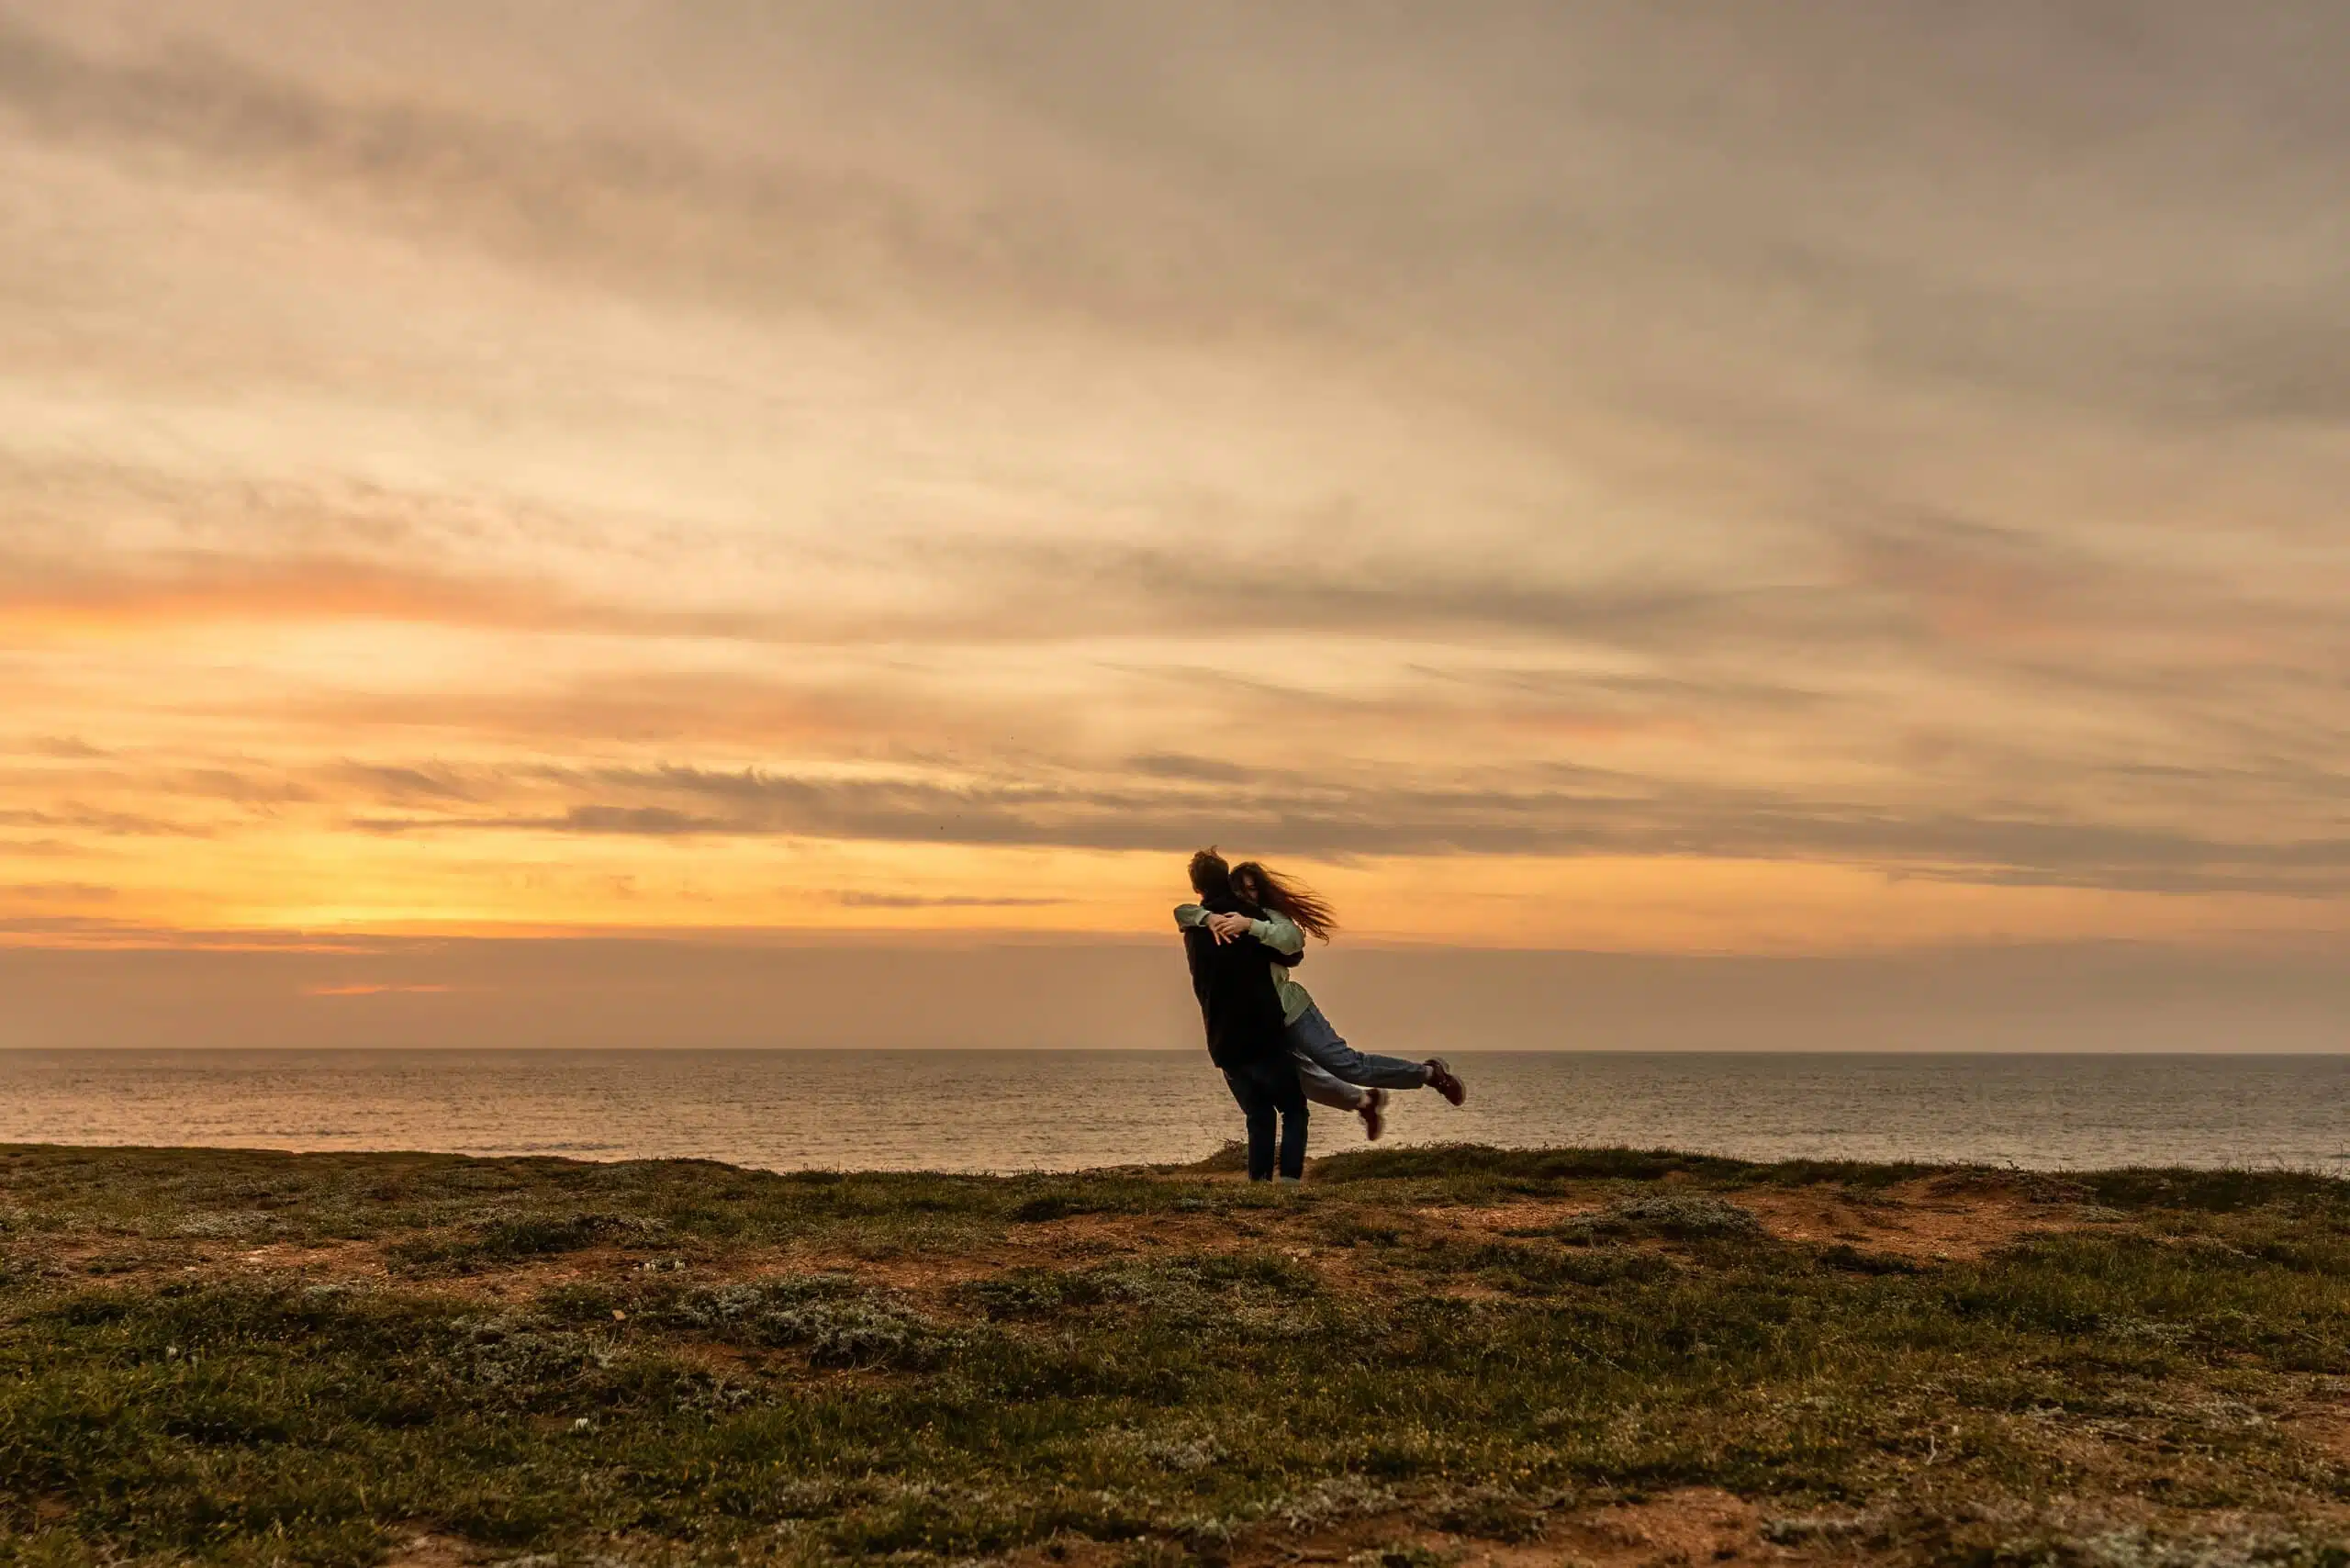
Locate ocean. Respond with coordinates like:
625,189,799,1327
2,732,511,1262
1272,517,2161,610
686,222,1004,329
1,1049,2345,1173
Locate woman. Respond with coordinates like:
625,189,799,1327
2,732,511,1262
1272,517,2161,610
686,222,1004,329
1175,857,1467,1139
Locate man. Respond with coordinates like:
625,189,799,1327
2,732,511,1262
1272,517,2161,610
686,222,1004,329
1181,847,1308,1182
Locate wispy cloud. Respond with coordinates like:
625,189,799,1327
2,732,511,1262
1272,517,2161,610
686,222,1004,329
19,735,111,759
0,838,96,858
0,881,117,903
0,808,213,838
0,546,587,637
833,891,1067,909
301,982,460,997
319,756,2350,899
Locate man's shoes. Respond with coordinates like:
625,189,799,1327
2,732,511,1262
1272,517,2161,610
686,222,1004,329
1274,1174,1304,1186
1358,1087,1389,1141
1425,1058,1467,1106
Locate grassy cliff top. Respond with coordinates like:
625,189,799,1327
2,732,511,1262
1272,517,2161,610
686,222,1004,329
2,1143,2346,1567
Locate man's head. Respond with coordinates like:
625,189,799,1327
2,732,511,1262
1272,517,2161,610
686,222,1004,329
1188,846,1232,900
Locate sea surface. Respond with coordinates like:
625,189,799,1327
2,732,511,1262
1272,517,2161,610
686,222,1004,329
0,1050,2344,1174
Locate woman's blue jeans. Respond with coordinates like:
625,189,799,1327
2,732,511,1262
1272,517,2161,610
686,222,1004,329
1287,1004,1431,1091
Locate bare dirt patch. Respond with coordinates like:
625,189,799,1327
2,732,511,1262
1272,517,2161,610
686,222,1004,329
229,1238,393,1277
1002,1490,1837,1568
803,1207,1309,1294
2284,1381,2350,1468
1390,1181,2054,1265
1735,1181,2055,1262
1430,1198,1606,1236
1016,1208,1248,1259
1539,1487,1830,1567
377,1530,477,1568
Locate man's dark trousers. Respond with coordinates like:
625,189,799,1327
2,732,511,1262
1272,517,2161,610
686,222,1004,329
1222,1053,1307,1181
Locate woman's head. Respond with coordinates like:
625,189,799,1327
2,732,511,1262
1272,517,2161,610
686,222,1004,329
1230,861,1338,941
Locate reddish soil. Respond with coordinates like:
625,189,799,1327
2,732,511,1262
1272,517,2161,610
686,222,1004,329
1000,1488,1841,1568
15,1172,2086,1305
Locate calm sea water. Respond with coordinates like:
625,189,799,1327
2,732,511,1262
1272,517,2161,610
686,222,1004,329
0,1050,2344,1174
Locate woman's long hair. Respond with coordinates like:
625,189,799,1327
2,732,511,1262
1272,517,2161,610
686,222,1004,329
1231,861,1338,942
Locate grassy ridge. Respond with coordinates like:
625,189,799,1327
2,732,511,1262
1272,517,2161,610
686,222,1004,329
1,1144,2346,1566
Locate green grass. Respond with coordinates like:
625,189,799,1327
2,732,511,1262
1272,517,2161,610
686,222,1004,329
2,1143,2346,1566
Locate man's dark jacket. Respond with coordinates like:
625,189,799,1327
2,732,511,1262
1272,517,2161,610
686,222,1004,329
1183,894,1291,1071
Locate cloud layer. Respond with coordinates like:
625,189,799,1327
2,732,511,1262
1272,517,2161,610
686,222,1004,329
1,1,2344,952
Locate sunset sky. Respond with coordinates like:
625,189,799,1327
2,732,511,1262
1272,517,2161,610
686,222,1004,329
4,4,2345,1048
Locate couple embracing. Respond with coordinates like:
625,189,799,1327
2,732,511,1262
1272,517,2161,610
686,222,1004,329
1178,848,1467,1182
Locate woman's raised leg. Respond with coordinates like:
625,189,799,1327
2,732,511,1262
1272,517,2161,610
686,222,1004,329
1286,1004,1440,1091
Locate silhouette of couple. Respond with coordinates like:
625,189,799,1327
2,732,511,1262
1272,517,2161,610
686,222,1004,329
1178,848,1466,1182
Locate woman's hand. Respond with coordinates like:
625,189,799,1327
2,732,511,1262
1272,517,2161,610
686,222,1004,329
1205,912,1254,943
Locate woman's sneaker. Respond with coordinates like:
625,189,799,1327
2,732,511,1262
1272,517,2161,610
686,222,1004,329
1424,1058,1467,1105
1357,1087,1390,1141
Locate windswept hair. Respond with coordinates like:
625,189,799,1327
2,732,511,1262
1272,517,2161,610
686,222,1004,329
1187,846,1233,900
1231,861,1338,942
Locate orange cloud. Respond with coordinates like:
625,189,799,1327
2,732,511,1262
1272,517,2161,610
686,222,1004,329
0,552,587,640
301,982,463,997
